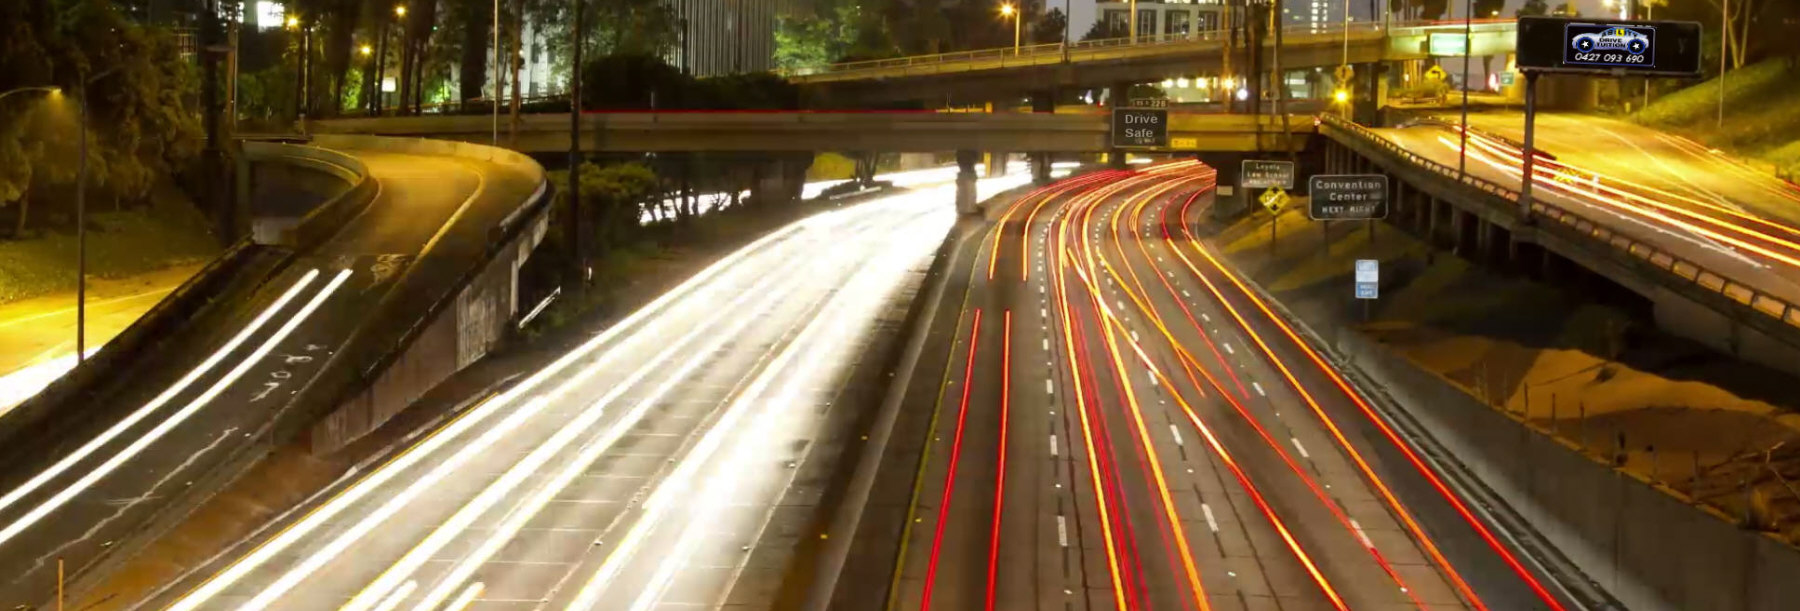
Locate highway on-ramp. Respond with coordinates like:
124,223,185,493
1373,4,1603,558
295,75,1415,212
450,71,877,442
0,144,540,607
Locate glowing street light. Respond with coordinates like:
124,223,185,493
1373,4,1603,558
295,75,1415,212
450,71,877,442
360,44,373,56
394,4,406,17
285,15,299,28
1333,89,1349,103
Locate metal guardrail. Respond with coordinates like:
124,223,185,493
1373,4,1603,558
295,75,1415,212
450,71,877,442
1319,114,1800,331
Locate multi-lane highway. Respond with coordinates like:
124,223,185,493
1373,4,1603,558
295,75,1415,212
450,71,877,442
127,171,1032,610
0,146,541,607
870,162,1577,610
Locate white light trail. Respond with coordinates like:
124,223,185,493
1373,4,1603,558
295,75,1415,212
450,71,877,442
0,269,348,549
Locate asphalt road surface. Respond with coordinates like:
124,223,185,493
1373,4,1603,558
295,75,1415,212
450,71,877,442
1375,120,1800,307
873,163,1579,611
0,147,540,608
138,172,1034,610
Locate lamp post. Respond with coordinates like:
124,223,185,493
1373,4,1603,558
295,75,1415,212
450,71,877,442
287,15,310,131
0,86,60,104
1001,3,1021,55
1458,0,1471,177
494,0,501,145
76,68,120,364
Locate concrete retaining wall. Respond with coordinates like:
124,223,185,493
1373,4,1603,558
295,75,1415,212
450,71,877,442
1334,332,1800,611
240,140,375,250
296,135,551,453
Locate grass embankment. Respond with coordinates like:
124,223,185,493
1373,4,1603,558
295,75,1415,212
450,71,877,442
1634,59,1800,180
1212,201,1800,543
0,198,221,304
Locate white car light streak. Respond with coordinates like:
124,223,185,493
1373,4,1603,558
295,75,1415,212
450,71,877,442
0,269,348,549
0,269,321,527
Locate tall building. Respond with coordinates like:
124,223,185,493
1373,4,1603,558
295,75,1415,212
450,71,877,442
1092,0,1225,41
1297,0,1339,34
666,0,800,77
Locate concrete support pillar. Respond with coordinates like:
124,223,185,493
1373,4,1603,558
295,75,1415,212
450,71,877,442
956,150,980,216
1454,209,1478,258
1427,197,1442,246
1484,221,1509,268
1031,152,1052,184
985,151,1009,178
852,152,877,187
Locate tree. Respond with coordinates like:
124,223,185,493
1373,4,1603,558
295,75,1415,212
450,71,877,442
1551,2,1579,16
1515,0,1549,17
1418,0,1448,20
1082,14,1126,41
1699,0,1765,70
0,0,201,236
1472,0,1505,19
1032,7,1067,45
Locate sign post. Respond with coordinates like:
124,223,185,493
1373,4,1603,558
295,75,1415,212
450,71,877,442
1355,258,1378,321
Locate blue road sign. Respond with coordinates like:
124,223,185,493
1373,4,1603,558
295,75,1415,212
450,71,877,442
1355,282,1378,299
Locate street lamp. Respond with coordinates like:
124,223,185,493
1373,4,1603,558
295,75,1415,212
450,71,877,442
288,15,311,131
394,4,406,17
0,86,61,104
1000,3,1021,56
75,67,120,364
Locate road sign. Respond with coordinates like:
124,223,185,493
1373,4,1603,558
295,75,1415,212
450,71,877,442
1129,97,1170,108
1241,160,1295,190
1428,33,1468,56
1355,259,1378,299
1259,186,1289,213
1111,108,1168,148
1515,17,1703,78
1499,72,1516,86
1333,64,1354,83
1423,64,1448,82
1307,174,1389,220
1170,136,1198,150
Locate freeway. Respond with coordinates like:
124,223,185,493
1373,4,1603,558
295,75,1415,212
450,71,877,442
869,163,1577,610
1376,121,1800,307
138,172,1033,610
0,146,540,607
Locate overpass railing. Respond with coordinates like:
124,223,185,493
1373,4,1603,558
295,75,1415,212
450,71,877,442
786,19,1514,80
1321,114,1800,331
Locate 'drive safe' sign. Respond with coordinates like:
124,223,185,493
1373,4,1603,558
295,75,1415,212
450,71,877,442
1307,174,1388,220
1111,108,1168,148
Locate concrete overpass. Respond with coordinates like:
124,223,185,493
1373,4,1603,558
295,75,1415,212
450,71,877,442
788,20,1519,102
311,110,1317,154
1317,115,1800,379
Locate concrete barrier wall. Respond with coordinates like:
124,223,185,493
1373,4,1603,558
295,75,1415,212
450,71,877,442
1333,332,1800,611
240,140,376,250
297,136,551,453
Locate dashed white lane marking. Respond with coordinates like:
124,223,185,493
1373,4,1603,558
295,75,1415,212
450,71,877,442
1202,504,1220,533
1050,434,1059,456
1223,343,1235,355
1042,338,1050,350
1200,313,1209,322
1252,382,1266,396
1040,308,1047,318
1350,519,1374,548
1183,290,1191,297
1169,424,1184,446
1130,331,1139,342
1045,379,1055,394
1292,437,1311,459
1057,515,1070,547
